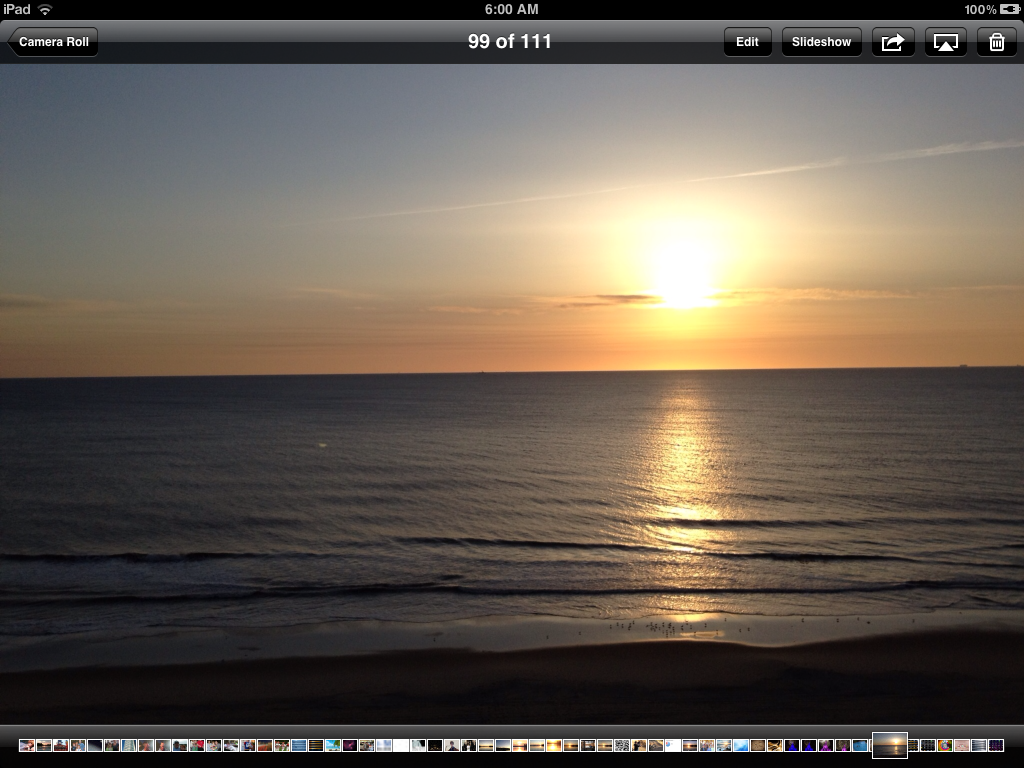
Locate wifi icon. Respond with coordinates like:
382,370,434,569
38,3,52,14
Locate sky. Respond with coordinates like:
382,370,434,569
1,64,1022,376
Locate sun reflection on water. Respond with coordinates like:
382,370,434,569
633,382,735,585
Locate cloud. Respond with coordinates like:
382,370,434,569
427,294,664,313
427,305,489,314
714,288,917,304
713,285,1024,305
874,139,1024,162
549,293,664,309
0,294,119,313
0,294,59,310
686,139,1024,184
430,287,1024,313
284,138,1024,225
287,287,378,300
937,284,1024,293
427,305,523,315
594,294,665,304
284,184,643,227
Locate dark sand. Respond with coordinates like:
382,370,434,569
2,630,1022,724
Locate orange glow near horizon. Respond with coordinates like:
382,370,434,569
2,282,1023,377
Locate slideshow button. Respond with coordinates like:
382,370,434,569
8,28,98,57
782,27,862,56
724,27,772,56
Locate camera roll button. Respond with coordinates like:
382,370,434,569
7,27,98,56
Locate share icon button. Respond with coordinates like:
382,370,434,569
872,27,915,57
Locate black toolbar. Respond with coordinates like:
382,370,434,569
0,19,1021,63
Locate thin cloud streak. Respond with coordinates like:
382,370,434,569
288,287,379,300
0,294,121,313
534,293,664,310
427,305,524,315
556,294,665,309
0,294,59,310
714,288,918,304
287,138,1024,225
714,284,1024,305
686,139,1024,183
284,184,644,227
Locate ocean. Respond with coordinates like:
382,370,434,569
2,369,1023,642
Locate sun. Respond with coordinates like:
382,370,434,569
651,238,718,309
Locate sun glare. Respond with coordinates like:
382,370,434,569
651,238,718,309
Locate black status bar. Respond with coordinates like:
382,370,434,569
2,18,1022,42
1,1,1022,21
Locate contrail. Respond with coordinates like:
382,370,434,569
282,184,644,226
686,139,1024,183
290,139,1024,225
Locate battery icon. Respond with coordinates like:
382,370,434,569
1000,4,1021,13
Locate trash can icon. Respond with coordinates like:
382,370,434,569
989,32,1006,51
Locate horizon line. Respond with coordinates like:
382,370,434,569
2,364,1019,382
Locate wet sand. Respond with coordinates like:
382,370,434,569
6,609,1019,674
2,629,1022,724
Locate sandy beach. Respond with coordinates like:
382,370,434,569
2,629,1022,725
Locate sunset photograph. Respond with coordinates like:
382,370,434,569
1,61,1023,727
872,732,908,758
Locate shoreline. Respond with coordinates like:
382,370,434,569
2,628,1023,724
3,608,1023,675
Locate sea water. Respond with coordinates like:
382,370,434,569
2,369,1022,641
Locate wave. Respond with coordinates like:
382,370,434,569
0,551,317,563
0,542,661,562
400,540,1023,567
4,545,1021,568
708,551,917,563
654,515,1024,529
395,536,662,552
3,578,1023,606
